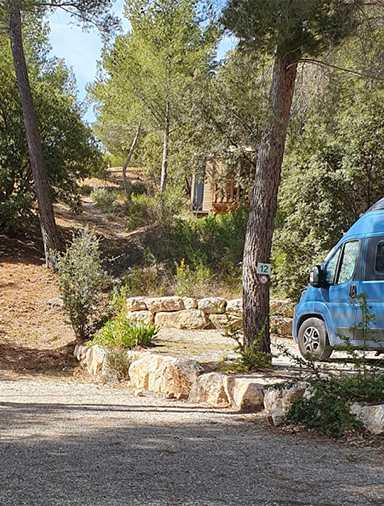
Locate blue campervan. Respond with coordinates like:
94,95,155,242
293,197,384,360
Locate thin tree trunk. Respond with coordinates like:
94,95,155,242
7,0,60,268
242,52,298,352
122,120,141,203
160,102,169,194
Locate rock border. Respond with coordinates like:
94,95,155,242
74,343,384,435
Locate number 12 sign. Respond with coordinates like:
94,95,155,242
257,263,271,276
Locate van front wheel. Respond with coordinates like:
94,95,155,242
298,318,332,361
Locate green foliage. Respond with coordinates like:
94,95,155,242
127,188,187,230
225,326,272,373
0,29,103,234
53,228,109,341
285,295,384,438
222,0,362,58
91,187,120,216
90,316,159,348
143,207,248,296
175,258,212,297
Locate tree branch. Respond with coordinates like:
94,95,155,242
300,58,384,81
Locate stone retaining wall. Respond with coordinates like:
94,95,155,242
74,344,384,435
125,296,294,336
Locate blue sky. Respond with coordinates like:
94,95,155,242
47,3,235,123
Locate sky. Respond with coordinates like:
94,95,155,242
47,3,236,123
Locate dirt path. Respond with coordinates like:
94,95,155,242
1,376,384,506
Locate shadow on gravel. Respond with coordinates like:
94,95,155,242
0,342,78,378
0,401,383,506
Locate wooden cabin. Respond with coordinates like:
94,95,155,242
191,159,250,216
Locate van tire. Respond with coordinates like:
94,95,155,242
298,318,332,361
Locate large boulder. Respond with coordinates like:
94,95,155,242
129,355,169,389
126,297,148,312
226,377,265,411
159,358,203,397
198,297,227,314
145,297,185,313
155,309,208,329
126,310,154,325
188,372,230,406
350,403,384,435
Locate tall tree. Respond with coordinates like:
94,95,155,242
222,0,363,351
89,0,218,193
1,0,117,268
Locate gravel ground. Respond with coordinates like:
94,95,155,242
1,377,384,506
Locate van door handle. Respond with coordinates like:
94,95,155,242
349,284,357,297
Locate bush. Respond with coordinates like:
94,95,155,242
53,228,109,341
91,187,120,215
90,316,159,349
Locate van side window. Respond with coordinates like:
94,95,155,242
337,241,360,284
375,242,384,274
325,249,341,285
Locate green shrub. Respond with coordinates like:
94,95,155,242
53,228,109,341
90,316,159,349
131,181,147,196
91,187,119,215
175,258,213,297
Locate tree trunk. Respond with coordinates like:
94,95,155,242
122,120,141,203
242,52,298,352
159,102,169,194
7,0,60,268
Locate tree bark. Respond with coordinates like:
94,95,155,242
7,0,60,268
242,52,298,352
122,120,141,203
159,102,169,194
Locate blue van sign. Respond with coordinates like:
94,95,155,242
293,197,384,360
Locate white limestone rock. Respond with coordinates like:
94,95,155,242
198,297,227,314
188,372,230,406
226,377,265,411
126,297,148,312
350,403,384,435
126,310,154,325
270,299,294,318
159,358,204,396
209,314,243,330
182,297,198,310
128,355,169,390
263,383,307,414
84,345,108,376
74,343,89,363
145,296,185,313
226,299,243,317
155,309,208,329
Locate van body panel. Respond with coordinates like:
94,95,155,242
293,202,384,353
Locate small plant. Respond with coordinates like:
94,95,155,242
90,316,159,349
174,258,213,297
104,351,131,382
225,326,272,373
53,227,109,341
